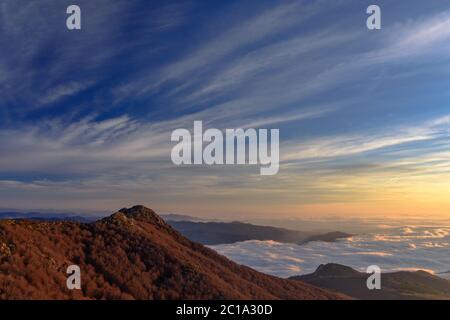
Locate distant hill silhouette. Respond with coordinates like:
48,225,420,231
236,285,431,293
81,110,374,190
0,205,345,300
291,263,450,300
160,213,212,222
168,220,351,245
298,232,352,244
0,211,99,223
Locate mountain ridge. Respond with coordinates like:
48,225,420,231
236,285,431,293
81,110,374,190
0,205,346,300
291,263,450,300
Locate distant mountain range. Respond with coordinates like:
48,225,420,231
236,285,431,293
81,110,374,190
291,263,450,300
0,211,100,223
0,205,345,300
168,220,352,245
160,213,213,222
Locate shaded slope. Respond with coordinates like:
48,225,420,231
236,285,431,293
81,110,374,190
0,206,345,300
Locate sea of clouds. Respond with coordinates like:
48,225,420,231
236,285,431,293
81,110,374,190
210,226,450,279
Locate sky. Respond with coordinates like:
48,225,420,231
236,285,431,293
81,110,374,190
0,0,450,219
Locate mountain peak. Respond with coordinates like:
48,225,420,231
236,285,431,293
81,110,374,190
313,263,361,278
118,205,168,226
100,205,169,229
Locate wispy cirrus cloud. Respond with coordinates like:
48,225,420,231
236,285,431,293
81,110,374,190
39,81,95,106
0,0,450,216
282,115,450,162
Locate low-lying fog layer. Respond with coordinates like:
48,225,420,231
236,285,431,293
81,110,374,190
210,226,450,279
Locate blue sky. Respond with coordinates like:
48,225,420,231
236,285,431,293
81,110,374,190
0,0,450,218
